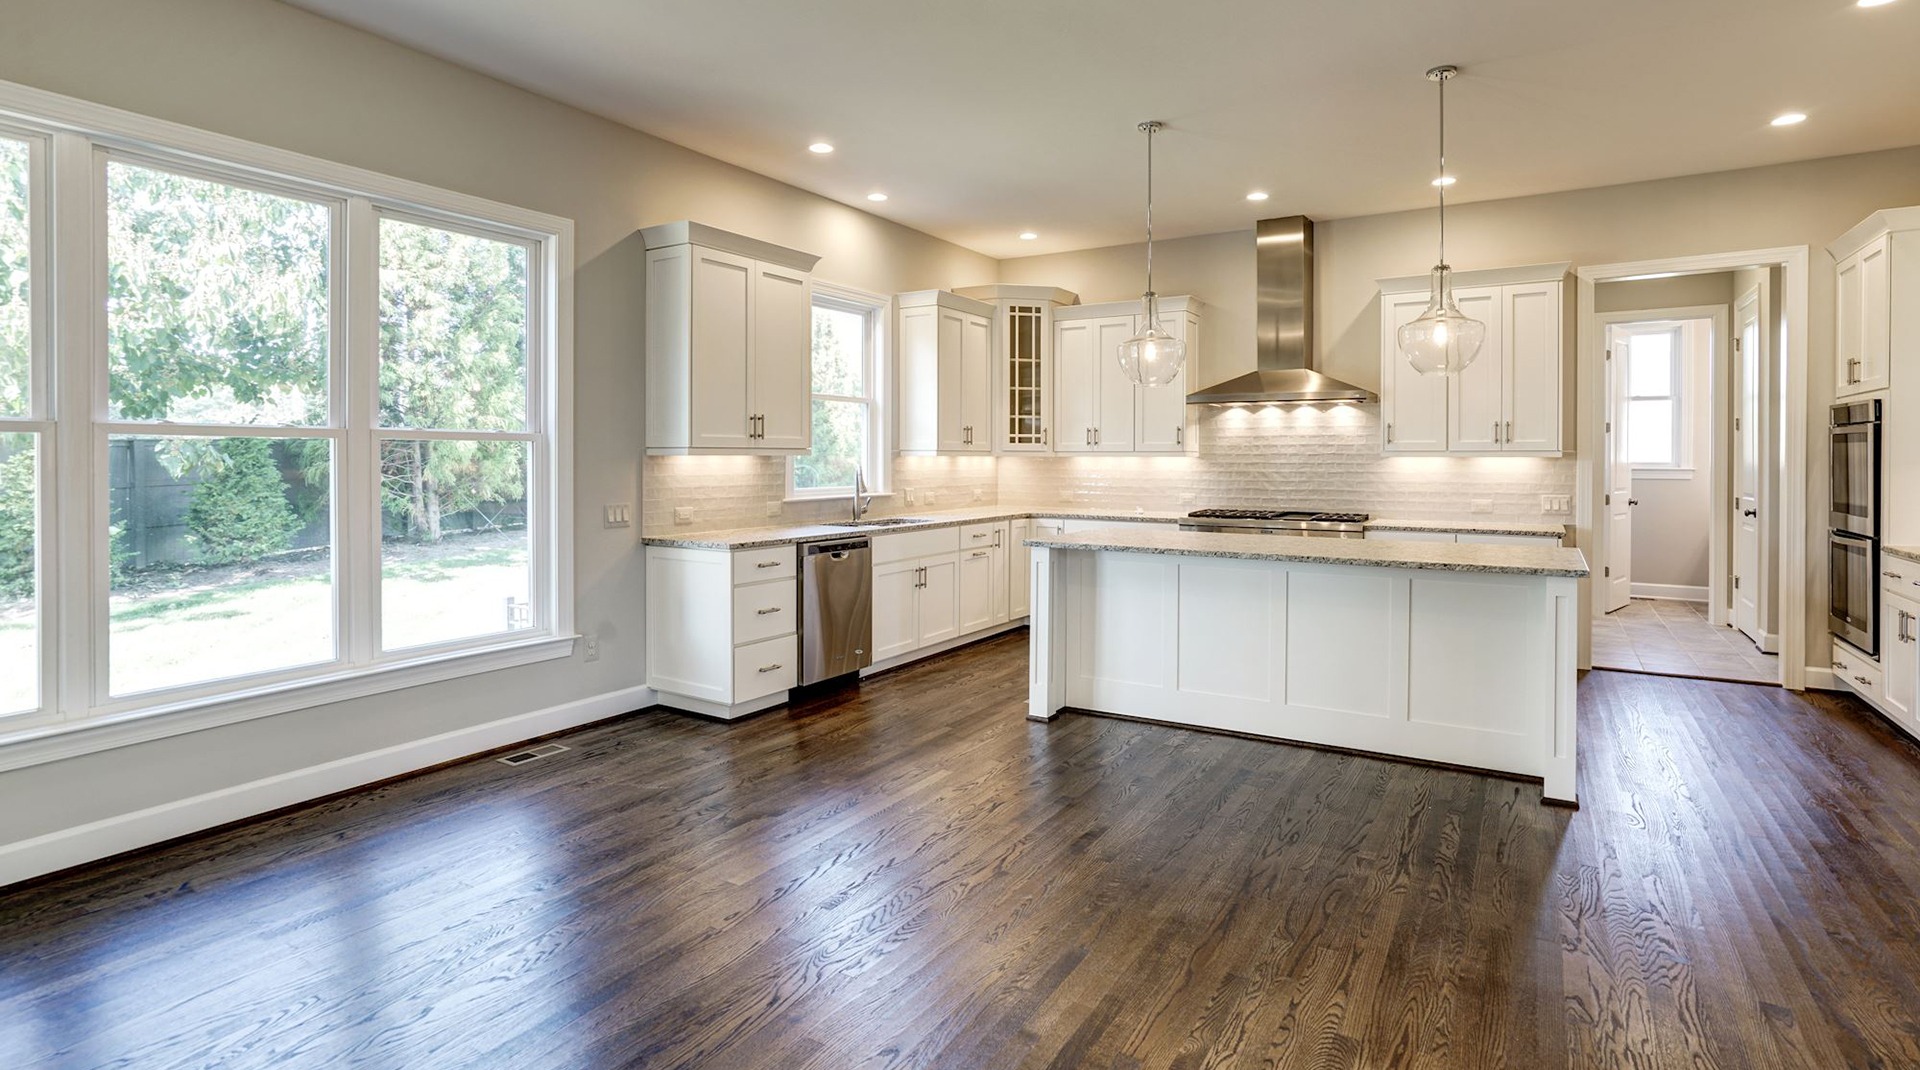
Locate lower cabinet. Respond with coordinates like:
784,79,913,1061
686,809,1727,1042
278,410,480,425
1365,529,1565,547
646,543,798,718
1882,586,1919,724
872,519,1038,669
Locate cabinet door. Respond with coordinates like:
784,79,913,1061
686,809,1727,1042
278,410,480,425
752,261,813,450
1446,286,1504,451
1093,316,1138,452
1858,236,1891,394
872,559,922,661
1885,589,1920,724
918,556,960,646
1381,290,1448,452
961,312,993,452
1053,320,1098,453
1836,247,1863,397
688,248,757,449
1135,310,1194,453
934,308,970,452
1502,281,1562,452
957,547,997,634
1006,520,1032,618
1001,303,1050,452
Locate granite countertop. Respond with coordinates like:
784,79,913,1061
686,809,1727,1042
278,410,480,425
1026,526,1590,578
641,506,1186,549
1887,546,1920,566
1365,518,1569,538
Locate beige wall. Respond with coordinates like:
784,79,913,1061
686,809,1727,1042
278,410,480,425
1002,146,1920,670
0,0,993,848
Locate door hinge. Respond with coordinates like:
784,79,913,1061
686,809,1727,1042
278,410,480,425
1734,337,1742,353
1605,349,1613,361
1734,575,1741,590
1605,493,1611,506
1734,415,1741,431
1604,566,1611,577
1605,421,1612,434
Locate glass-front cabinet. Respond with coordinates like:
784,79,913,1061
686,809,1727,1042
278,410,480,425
954,284,1078,454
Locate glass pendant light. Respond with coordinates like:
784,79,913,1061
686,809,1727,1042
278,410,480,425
1398,65,1486,377
1117,120,1187,387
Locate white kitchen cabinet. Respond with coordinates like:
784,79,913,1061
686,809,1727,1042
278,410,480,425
898,290,994,454
1835,233,1890,397
1366,529,1563,546
917,557,960,646
1007,519,1033,619
1830,208,1920,547
952,285,1082,454
1882,586,1919,725
1377,264,1567,455
1054,298,1203,455
872,558,924,662
871,528,962,662
958,544,998,634
642,223,819,455
646,543,799,718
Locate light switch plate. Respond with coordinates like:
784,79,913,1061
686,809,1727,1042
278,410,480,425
904,489,917,506
1470,499,1494,514
603,503,632,528
1540,494,1571,514
673,506,693,525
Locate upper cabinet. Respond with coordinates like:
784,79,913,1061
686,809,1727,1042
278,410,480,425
954,284,1080,454
1831,207,1920,543
1832,224,1896,398
642,222,821,455
898,290,994,454
1053,296,1202,455
1377,264,1569,456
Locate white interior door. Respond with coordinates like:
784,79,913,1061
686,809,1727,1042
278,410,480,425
1733,289,1763,644
1604,326,1634,612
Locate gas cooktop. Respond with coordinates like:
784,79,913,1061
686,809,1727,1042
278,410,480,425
1185,508,1371,524
1179,508,1371,539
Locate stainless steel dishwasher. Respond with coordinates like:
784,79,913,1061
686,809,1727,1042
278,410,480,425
800,537,873,684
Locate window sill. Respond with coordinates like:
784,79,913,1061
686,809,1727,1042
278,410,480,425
0,634,579,773
783,491,896,504
1631,467,1696,481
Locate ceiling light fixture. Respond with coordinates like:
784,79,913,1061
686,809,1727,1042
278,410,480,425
1019,231,1038,240
1431,175,1457,187
1398,65,1487,378
1246,191,1270,202
808,141,834,154
1770,112,1807,127
1116,120,1187,388
1857,0,1896,8
866,192,888,202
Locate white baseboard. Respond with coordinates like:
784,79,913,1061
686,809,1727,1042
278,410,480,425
1631,583,1709,602
1804,666,1837,691
1757,631,1781,655
0,684,657,889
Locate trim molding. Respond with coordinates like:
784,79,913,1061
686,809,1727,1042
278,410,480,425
1631,583,1709,602
0,684,655,888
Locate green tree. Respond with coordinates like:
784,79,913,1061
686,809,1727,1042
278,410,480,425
185,438,300,565
0,139,30,418
0,446,32,598
794,312,864,491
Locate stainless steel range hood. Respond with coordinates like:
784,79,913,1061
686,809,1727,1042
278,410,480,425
1185,216,1375,405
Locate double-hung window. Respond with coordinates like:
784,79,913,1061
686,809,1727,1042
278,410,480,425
789,285,886,498
1623,324,1689,472
0,84,572,751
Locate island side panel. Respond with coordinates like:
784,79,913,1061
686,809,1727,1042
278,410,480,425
1543,575,1581,805
1027,546,1068,721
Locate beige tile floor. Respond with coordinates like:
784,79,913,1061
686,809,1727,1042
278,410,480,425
1592,598,1780,684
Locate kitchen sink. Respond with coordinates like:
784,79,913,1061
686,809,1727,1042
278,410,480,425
823,517,931,528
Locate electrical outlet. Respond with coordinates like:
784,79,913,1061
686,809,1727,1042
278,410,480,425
972,488,984,502
1540,494,1571,514
603,503,632,528
924,491,938,505
583,635,600,662
765,501,781,517
1470,499,1494,514
674,506,693,525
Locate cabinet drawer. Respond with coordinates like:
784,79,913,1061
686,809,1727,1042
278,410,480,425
1832,639,1883,700
1884,558,1918,594
732,545,795,584
733,579,796,644
734,635,797,702
960,522,1003,549
874,526,961,564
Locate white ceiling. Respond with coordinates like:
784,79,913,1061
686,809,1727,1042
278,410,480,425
286,0,1920,259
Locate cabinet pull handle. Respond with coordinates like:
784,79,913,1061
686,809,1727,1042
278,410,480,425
1386,422,1394,444
972,532,989,539
1506,420,1513,443
1042,427,1049,445
756,606,781,615
1493,421,1501,444
970,550,989,558
1175,425,1184,446
1085,428,1091,446
756,560,780,569
1833,660,1847,670
758,663,783,674
1885,570,1905,580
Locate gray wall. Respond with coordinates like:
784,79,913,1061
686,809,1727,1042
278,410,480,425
0,0,993,847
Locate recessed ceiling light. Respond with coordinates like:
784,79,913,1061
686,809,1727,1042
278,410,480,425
808,142,834,154
1857,0,1896,8
1019,232,1039,241
1770,112,1807,127
866,192,888,202
1431,175,1457,187
1246,191,1270,202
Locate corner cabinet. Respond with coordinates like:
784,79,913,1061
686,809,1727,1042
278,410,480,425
1377,264,1569,456
1052,297,1202,456
897,290,994,454
641,222,821,455
953,284,1082,454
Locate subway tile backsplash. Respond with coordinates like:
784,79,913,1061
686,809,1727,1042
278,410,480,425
644,405,1575,535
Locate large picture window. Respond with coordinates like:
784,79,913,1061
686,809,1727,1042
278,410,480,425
0,87,572,753
790,287,885,498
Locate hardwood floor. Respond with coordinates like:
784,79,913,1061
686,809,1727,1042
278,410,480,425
5,632,1920,1069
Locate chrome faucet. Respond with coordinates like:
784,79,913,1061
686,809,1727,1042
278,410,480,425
851,466,874,522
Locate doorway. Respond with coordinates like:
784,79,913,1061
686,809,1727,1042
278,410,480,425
1582,263,1798,686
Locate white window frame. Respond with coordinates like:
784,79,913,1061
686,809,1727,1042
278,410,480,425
0,79,575,772
786,283,889,501
1621,322,1693,477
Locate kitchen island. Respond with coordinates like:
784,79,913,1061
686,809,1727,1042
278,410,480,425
1025,526,1590,804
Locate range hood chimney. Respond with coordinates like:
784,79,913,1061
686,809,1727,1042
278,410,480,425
1185,216,1376,405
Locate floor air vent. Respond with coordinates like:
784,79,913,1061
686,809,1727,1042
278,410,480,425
497,743,570,766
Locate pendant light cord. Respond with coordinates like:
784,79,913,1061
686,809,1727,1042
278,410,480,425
1144,121,1156,294
1436,71,1446,266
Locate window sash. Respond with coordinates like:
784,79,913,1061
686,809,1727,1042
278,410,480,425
1624,326,1686,470
790,286,885,500
0,89,572,741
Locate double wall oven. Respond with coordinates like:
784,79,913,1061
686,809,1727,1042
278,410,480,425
1829,400,1881,655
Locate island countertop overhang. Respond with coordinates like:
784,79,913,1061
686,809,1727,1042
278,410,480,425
1025,526,1590,578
